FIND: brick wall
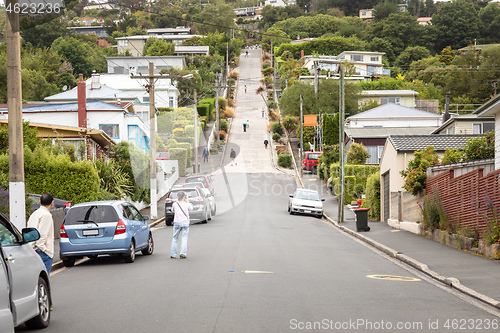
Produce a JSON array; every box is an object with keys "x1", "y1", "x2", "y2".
[{"x1": 426, "y1": 168, "x2": 500, "y2": 234}]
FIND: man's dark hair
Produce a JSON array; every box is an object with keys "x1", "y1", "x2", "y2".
[{"x1": 40, "y1": 193, "x2": 54, "y2": 206}]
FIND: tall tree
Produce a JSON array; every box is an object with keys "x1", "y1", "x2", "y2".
[
  {"x1": 143, "y1": 37, "x2": 175, "y2": 56},
  {"x1": 432, "y1": 0, "x2": 480, "y2": 51},
  {"x1": 373, "y1": 0, "x2": 399, "y2": 21},
  {"x1": 194, "y1": 0, "x2": 237, "y2": 35},
  {"x1": 478, "y1": 3, "x2": 500, "y2": 44}
]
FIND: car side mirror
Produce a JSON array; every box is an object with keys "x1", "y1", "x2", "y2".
[
  {"x1": 321, "y1": 198, "x2": 325, "y2": 201},
  {"x1": 142, "y1": 216, "x2": 149, "y2": 221},
  {"x1": 22, "y1": 228, "x2": 40, "y2": 243},
  {"x1": 289, "y1": 195, "x2": 293, "y2": 198}
]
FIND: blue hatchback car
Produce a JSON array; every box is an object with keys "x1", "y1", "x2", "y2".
[{"x1": 59, "y1": 201, "x2": 154, "y2": 267}]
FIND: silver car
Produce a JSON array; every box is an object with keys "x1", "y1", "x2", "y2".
[
  {"x1": 0, "y1": 213, "x2": 51, "y2": 332},
  {"x1": 288, "y1": 189, "x2": 325, "y2": 218},
  {"x1": 200, "y1": 187, "x2": 216, "y2": 216}
]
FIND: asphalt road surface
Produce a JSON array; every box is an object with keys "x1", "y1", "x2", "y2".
[{"x1": 16, "y1": 172, "x2": 500, "y2": 333}]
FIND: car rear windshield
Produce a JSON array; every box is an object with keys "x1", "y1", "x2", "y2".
[
  {"x1": 64, "y1": 205, "x2": 119, "y2": 225},
  {"x1": 306, "y1": 153, "x2": 321, "y2": 161},
  {"x1": 168, "y1": 189, "x2": 199, "y2": 199},
  {"x1": 186, "y1": 177, "x2": 206, "y2": 184}
]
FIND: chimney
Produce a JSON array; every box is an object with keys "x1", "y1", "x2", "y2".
[
  {"x1": 443, "y1": 91, "x2": 450, "y2": 123},
  {"x1": 301, "y1": 50, "x2": 304, "y2": 58},
  {"x1": 91, "y1": 72, "x2": 101, "y2": 90},
  {"x1": 77, "y1": 74, "x2": 87, "y2": 128}
]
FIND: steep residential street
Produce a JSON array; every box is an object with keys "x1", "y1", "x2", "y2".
[{"x1": 16, "y1": 48, "x2": 500, "y2": 333}]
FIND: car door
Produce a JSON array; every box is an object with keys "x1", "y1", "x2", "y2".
[
  {"x1": 0, "y1": 216, "x2": 41, "y2": 327},
  {"x1": 126, "y1": 204, "x2": 148, "y2": 249},
  {"x1": 0, "y1": 248, "x2": 14, "y2": 333}
]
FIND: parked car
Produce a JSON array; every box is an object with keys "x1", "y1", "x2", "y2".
[
  {"x1": 59, "y1": 201, "x2": 154, "y2": 267},
  {"x1": 0, "y1": 213, "x2": 51, "y2": 332},
  {"x1": 181, "y1": 182, "x2": 205, "y2": 190},
  {"x1": 156, "y1": 149, "x2": 169, "y2": 160},
  {"x1": 288, "y1": 189, "x2": 325, "y2": 218},
  {"x1": 302, "y1": 151, "x2": 323, "y2": 174},
  {"x1": 185, "y1": 174, "x2": 214, "y2": 194},
  {"x1": 200, "y1": 187, "x2": 216, "y2": 216},
  {"x1": 28, "y1": 193, "x2": 74, "y2": 213},
  {"x1": 164, "y1": 187, "x2": 211, "y2": 226}
]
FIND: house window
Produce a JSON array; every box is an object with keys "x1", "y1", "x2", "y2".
[
  {"x1": 380, "y1": 97, "x2": 401, "y2": 105},
  {"x1": 370, "y1": 56, "x2": 379, "y2": 62},
  {"x1": 100, "y1": 124, "x2": 119, "y2": 138},
  {"x1": 169, "y1": 96, "x2": 174, "y2": 108},
  {"x1": 350, "y1": 54, "x2": 363, "y2": 62},
  {"x1": 143, "y1": 96, "x2": 150, "y2": 103},
  {"x1": 113, "y1": 66, "x2": 124, "y2": 74},
  {"x1": 362, "y1": 11, "x2": 368, "y2": 16},
  {"x1": 117, "y1": 39, "x2": 128, "y2": 47},
  {"x1": 446, "y1": 125, "x2": 455, "y2": 134},
  {"x1": 473, "y1": 123, "x2": 495, "y2": 134}
]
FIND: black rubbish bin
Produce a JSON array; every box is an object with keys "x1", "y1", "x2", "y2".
[{"x1": 354, "y1": 208, "x2": 370, "y2": 232}]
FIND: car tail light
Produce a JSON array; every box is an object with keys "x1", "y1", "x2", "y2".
[
  {"x1": 166, "y1": 198, "x2": 173, "y2": 203},
  {"x1": 114, "y1": 219, "x2": 126, "y2": 235},
  {"x1": 193, "y1": 196, "x2": 203, "y2": 201},
  {"x1": 60, "y1": 224, "x2": 68, "y2": 238}
]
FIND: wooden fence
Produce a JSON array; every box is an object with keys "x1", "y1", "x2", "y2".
[{"x1": 426, "y1": 168, "x2": 500, "y2": 234}]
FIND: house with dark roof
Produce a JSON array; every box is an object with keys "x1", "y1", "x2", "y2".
[
  {"x1": 379, "y1": 134, "x2": 480, "y2": 225},
  {"x1": 345, "y1": 103, "x2": 441, "y2": 164},
  {"x1": 431, "y1": 114, "x2": 494, "y2": 135},
  {"x1": 474, "y1": 93, "x2": 500, "y2": 169}
]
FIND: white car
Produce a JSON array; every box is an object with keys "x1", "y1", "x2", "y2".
[
  {"x1": 0, "y1": 213, "x2": 51, "y2": 332},
  {"x1": 200, "y1": 188, "x2": 216, "y2": 216},
  {"x1": 288, "y1": 189, "x2": 325, "y2": 218}
]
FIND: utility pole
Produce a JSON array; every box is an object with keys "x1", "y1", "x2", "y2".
[
  {"x1": 194, "y1": 89, "x2": 199, "y2": 173},
  {"x1": 271, "y1": 40, "x2": 276, "y2": 101},
  {"x1": 130, "y1": 63, "x2": 170, "y2": 220},
  {"x1": 215, "y1": 74, "x2": 220, "y2": 146},
  {"x1": 338, "y1": 64, "x2": 345, "y2": 223},
  {"x1": 300, "y1": 94, "x2": 304, "y2": 177},
  {"x1": 226, "y1": 42, "x2": 229, "y2": 80},
  {"x1": 7, "y1": 1, "x2": 25, "y2": 230}
]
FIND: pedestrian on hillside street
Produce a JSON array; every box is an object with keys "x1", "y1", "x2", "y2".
[
  {"x1": 27, "y1": 193, "x2": 55, "y2": 274},
  {"x1": 243, "y1": 122, "x2": 247, "y2": 132},
  {"x1": 262, "y1": 108, "x2": 265, "y2": 118},
  {"x1": 264, "y1": 139, "x2": 269, "y2": 149},
  {"x1": 171, "y1": 191, "x2": 193, "y2": 259},
  {"x1": 230, "y1": 148, "x2": 237, "y2": 165},
  {"x1": 203, "y1": 147, "x2": 209, "y2": 162},
  {"x1": 244, "y1": 85, "x2": 247, "y2": 93},
  {"x1": 246, "y1": 120, "x2": 250, "y2": 129}
]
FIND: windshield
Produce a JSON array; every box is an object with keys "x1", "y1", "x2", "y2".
[
  {"x1": 295, "y1": 191, "x2": 320, "y2": 201},
  {"x1": 64, "y1": 205, "x2": 119, "y2": 225},
  {"x1": 186, "y1": 177, "x2": 206, "y2": 184},
  {"x1": 168, "y1": 189, "x2": 199, "y2": 199}
]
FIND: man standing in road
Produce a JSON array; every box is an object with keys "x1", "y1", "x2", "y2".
[
  {"x1": 203, "y1": 147, "x2": 209, "y2": 162},
  {"x1": 171, "y1": 191, "x2": 193, "y2": 259},
  {"x1": 27, "y1": 193, "x2": 54, "y2": 274},
  {"x1": 230, "y1": 148, "x2": 237, "y2": 165}
]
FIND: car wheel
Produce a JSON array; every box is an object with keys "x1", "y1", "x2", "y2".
[
  {"x1": 141, "y1": 234, "x2": 154, "y2": 255},
  {"x1": 124, "y1": 241, "x2": 135, "y2": 263},
  {"x1": 208, "y1": 209, "x2": 212, "y2": 221},
  {"x1": 62, "y1": 257, "x2": 75, "y2": 267},
  {"x1": 25, "y1": 277, "x2": 50, "y2": 329},
  {"x1": 312, "y1": 166, "x2": 317, "y2": 174}
]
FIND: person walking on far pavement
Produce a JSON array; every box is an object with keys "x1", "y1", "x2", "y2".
[
  {"x1": 244, "y1": 85, "x2": 247, "y2": 93},
  {"x1": 171, "y1": 191, "x2": 193, "y2": 259},
  {"x1": 230, "y1": 148, "x2": 237, "y2": 165},
  {"x1": 262, "y1": 108, "x2": 265, "y2": 118},
  {"x1": 243, "y1": 122, "x2": 247, "y2": 132},
  {"x1": 264, "y1": 139, "x2": 269, "y2": 149},
  {"x1": 203, "y1": 147, "x2": 209, "y2": 162},
  {"x1": 27, "y1": 193, "x2": 55, "y2": 274},
  {"x1": 246, "y1": 120, "x2": 250, "y2": 129},
  {"x1": 245, "y1": 50, "x2": 248, "y2": 57}
]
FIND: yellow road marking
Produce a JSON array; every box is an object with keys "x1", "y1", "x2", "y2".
[{"x1": 367, "y1": 274, "x2": 421, "y2": 282}]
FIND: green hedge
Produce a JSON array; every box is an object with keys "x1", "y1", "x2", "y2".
[
  {"x1": 330, "y1": 164, "x2": 379, "y2": 205},
  {"x1": 278, "y1": 154, "x2": 292, "y2": 168},
  {"x1": 0, "y1": 149, "x2": 99, "y2": 204},
  {"x1": 365, "y1": 171, "x2": 381, "y2": 221},
  {"x1": 168, "y1": 148, "x2": 188, "y2": 177},
  {"x1": 197, "y1": 104, "x2": 211, "y2": 120},
  {"x1": 166, "y1": 139, "x2": 192, "y2": 170}
]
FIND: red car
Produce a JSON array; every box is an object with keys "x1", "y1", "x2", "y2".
[
  {"x1": 156, "y1": 149, "x2": 169, "y2": 160},
  {"x1": 302, "y1": 151, "x2": 322, "y2": 174},
  {"x1": 185, "y1": 174, "x2": 214, "y2": 194}
]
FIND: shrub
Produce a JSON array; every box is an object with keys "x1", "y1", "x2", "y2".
[
  {"x1": 272, "y1": 133, "x2": 281, "y2": 141},
  {"x1": 168, "y1": 148, "x2": 188, "y2": 177},
  {"x1": 268, "y1": 101, "x2": 278, "y2": 110},
  {"x1": 229, "y1": 70, "x2": 239, "y2": 80},
  {"x1": 421, "y1": 193, "x2": 441, "y2": 232},
  {"x1": 172, "y1": 121, "x2": 186, "y2": 130},
  {"x1": 462, "y1": 131, "x2": 495, "y2": 161},
  {"x1": 365, "y1": 171, "x2": 380, "y2": 221},
  {"x1": 262, "y1": 62, "x2": 270, "y2": 69},
  {"x1": 400, "y1": 146, "x2": 440, "y2": 195},
  {"x1": 173, "y1": 128, "x2": 185, "y2": 137},
  {"x1": 197, "y1": 103, "x2": 211, "y2": 119},
  {"x1": 271, "y1": 122, "x2": 284, "y2": 135},
  {"x1": 218, "y1": 130, "x2": 227, "y2": 141},
  {"x1": 318, "y1": 145, "x2": 339, "y2": 180},
  {"x1": 332, "y1": 176, "x2": 368, "y2": 204},
  {"x1": 330, "y1": 164, "x2": 380, "y2": 204},
  {"x1": 93, "y1": 158, "x2": 133, "y2": 200},
  {"x1": 442, "y1": 148, "x2": 463, "y2": 164},
  {"x1": 347, "y1": 142, "x2": 370, "y2": 165},
  {"x1": 278, "y1": 153, "x2": 292, "y2": 168},
  {"x1": 224, "y1": 107, "x2": 235, "y2": 118},
  {"x1": 219, "y1": 119, "x2": 228, "y2": 132}
]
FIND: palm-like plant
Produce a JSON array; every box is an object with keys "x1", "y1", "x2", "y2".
[{"x1": 93, "y1": 158, "x2": 134, "y2": 200}]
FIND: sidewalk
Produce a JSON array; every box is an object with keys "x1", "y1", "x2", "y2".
[{"x1": 298, "y1": 168, "x2": 500, "y2": 310}]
